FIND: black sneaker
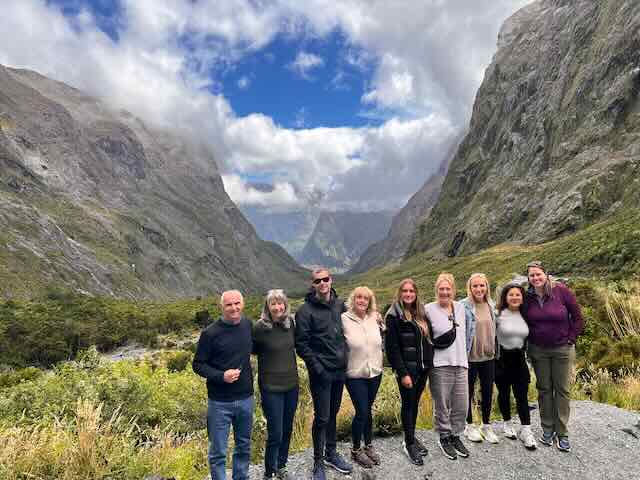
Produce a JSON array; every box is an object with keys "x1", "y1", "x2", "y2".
[
  {"x1": 414, "y1": 437, "x2": 429, "y2": 457},
  {"x1": 438, "y1": 436, "x2": 457, "y2": 460},
  {"x1": 324, "y1": 451, "x2": 353, "y2": 474},
  {"x1": 450, "y1": 436, "x2": 470, "y2": 458},
  {"x1": 402, "y1": 441, "x2": 424, "y2": 466}
]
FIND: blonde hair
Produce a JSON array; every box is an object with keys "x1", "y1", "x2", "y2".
[
  {"x1": 466, "y1": 273, "x2": 491, "y2": 303},
  {"x1": 434, "y1": 272, "x2": 456, "y2": 300},
  {"x1": 346, "y1": 286, "x2": 378, "y2": 316},
  {"x1": 393, "y1": 278, "x2": 430, "y2": 339}
]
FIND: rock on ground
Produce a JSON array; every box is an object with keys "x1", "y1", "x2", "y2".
[{"x1": 237, "y1": 401, "x2": 639, "y2": 480}]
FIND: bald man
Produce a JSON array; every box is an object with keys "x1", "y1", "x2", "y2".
[{"x1": 193, "y1": 290, "x2": 254, "y2": 480}]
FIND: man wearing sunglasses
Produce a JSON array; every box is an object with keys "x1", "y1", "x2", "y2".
[{"x1": 295, "y1": 268, "x2": 352, "y2": 480}]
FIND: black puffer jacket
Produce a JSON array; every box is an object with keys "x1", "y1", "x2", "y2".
[
  {"x1": 385, "y1": 302, "x2": 433, "y2": 378},
  {"x1": 295, "y1": 288, "x2": 347, "y2": 376}
]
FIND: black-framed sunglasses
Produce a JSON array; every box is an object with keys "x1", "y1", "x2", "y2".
[
  {"x1": 526, "y1": 260, "x2": 544, "y2": 269},
  {"x1": 312, "y1": 276, "x2": 331, "y2": 285}
]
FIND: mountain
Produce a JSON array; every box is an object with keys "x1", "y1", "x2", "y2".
[
  {"x1": 240, "y1": 207, "x2": 318, "y2": 260},
  {"x1": 350, "y1": 133, "x2": 464, "y2": 274},
  {"x1": 299, "y1": 210, "x2": 394, "y2": 273},
  {"x1": 0, "y1": 65, "x2": 307, "y2": 299},
  {"x1": 409, "y1": 0, "x2": 640, "y2": 257}
]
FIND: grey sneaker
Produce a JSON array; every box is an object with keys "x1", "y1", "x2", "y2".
[{"x1": 519, "y1": 425, "x2": 537, "y2": 450}]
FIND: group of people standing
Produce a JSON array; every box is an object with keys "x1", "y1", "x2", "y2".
[{"x1": 193, "y1": 260, "x2": 584, "y2": 480}]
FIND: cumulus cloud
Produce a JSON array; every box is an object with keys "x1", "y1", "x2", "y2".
[
  {"x1": 288, "y1": 51, "x2": 324, "y2": 79},
  {"x1": 0, "y1": 0, "x2": 533, "y2": 212},
  {"x1": 222, "y1": 175, "x2": 299, "y2": 207}
]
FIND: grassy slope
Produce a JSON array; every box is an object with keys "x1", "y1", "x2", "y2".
[{"x1": 340, "y1": 208, "x2": 640, "y2": 303}]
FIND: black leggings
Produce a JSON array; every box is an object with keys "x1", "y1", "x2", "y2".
[
  {"x1": 397, "y1": 372, "x2": 428, "y2": 446},
  {"x1": 495, "y1": 348, "x2": 531, "y2": 425},
  {"x1": 345, "y1": 375, "x2": 382, "y2": 449},
  {"x1": 467, "y1": 360, "x2": 495, "y2": 424}
]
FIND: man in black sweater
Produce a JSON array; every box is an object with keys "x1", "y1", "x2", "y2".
[
  {"x1": 193, "y1": 290, "x2": 253, "y2": 480},
  {"x1": 295, "y1": 268, "x2": 353, "y2": 480}
]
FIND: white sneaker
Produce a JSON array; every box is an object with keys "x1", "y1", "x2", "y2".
[
  {"x1": 464, "y1": 424, "x2": 483, "y2": 442},
  {"x1": 481, "y1": 424, "x2": 500, "y2": 444},
  {"x1": 519, "y1": 425, "x2": 537, "y2": 450},
  {"x1": 503, "y1": 420, "x2": 517, "y2": 439}
]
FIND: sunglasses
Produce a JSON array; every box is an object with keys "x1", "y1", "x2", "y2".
[{"x1": 312, "y1": 276, "x2": 331, "y2": 285}]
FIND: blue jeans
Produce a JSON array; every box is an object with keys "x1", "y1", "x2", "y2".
[
  {"x1": 260, "y1": 386, "x2": 299, "y2": 476},
  {"x1": 207, "y1": 396, "x2": 254, "y2": 480}
]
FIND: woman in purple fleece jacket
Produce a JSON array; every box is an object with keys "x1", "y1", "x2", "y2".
[{"x1": 523, "y1": 261, "x2": 584, "y2": 453}]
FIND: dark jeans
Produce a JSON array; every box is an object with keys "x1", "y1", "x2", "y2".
[
  {"x1": 261, "y1": 386, "x2": 299, "y2": 476},
  {"x1": 207, "y1": 396, "x2": 254, "y2": 480},
  {"x1": 345, "y1": 375, "x2": 382, "y2": 449},
  {"x1": 396, "y1": 372, "x2": 428, "y2": 446},
  {"x1": 467, "y1": 360, "x2": 495, "y2": 424},
  {"x1": 495, "y1": 348, "x2": 531, "y2": 425},
  {"x1": 309, "y1": 370, "x2": 345, "y2": 462}
]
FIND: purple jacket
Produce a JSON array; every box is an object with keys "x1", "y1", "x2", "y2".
[{"x1": 523, "y1": 283, "x2": 584, "y2": 348}]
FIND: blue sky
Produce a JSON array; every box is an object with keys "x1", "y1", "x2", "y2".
[
  {"x1": 219, "y1": 32, "x2": 379, "y2": 129},
  {"x1": 3, "y1": 0, "x2": 532, "y2": 211}
]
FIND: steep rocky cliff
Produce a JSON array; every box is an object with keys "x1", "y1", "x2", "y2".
[
  {"x1": 299, "y1": 210, "x2": 394, "y2": 273},
  {"x1": 0, "y1": 66, "x2": 306, "y2": 299},
  {"x1": 350, "y1": 134, "x2": 463, "y2": 273},
  {"x1": 409, "y1": 0, "x2": 640, "y2": 257}
]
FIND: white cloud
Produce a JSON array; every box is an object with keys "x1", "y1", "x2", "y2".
[
  {"x1": 0, "y1": 0, "x2": 533, "y2": 213},
  {"x1": 222, "y1": 175, "x2": 299, "y2": 207},
  {"x1": 237, "y1": 75, "x2": 251, "y2": 89},
  {"x1": 288, "y1": 51, "x2": 324, "y2": 79}
]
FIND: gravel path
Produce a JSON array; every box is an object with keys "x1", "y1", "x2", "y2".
[{"x1": 243, "y1": 400, "x2": 640, "y2": 480}]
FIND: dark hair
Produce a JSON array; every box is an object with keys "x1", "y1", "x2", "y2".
[
  {"x1": 498, "y1": 283, "x2": 526, "y2": 314},
  {"x1": 393, "y1": 278, "x2": 430, "y2": 339}
]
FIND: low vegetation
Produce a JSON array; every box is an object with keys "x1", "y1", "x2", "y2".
[{"x1": 1, "y1": 209, "x2": 639, "y2": 478}]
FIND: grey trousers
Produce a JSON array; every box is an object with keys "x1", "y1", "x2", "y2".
[
  {"x1": 429, "y1": 366, "x2": 469, "y2": 438},
  {"x1": 527, "y1": 343, "x2": 575, "y2": 437}
]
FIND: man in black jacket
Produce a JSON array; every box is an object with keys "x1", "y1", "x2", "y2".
[
  {"x1": 193, "y1": 290, "x2": 253, "y2": 480},
  {"x1": 295, "y1": 268, "x2": 353, "y2": 480}
]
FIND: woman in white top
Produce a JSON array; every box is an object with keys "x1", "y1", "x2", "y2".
[
  {"x1": 495, "y1": 282, "x2": 536, "y2": 449},
  {"x1": 426, "y1": 273, "x2": 475, "y2": 461},
  {"x1": 342, "y1": 286, "x2": 384, "y2": 469}
]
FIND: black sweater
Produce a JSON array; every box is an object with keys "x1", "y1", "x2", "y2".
[
  {"x1": 295, "y1": 288, "x2": 347, "y2": 376},
  {"x1": 385, "y1": 303, "x2": 433, "y2": 378},
  {"x1": 192, "y1": 316, "x2": 253, "y2": 401},
  {"x1": 253, "y1": 321, "x2": 299, "y2": 392}
]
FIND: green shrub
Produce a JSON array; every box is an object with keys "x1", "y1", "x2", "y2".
[{"x1": 166, "y1": 351, "x2": 192, "y2": 373}]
